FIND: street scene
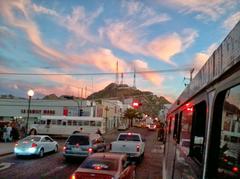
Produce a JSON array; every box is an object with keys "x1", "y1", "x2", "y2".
[
  {"x1": 0, "y1": 0, "x2": 240, "y2": 179},
  {"x1": 0, "y1": 127, "x2": 163, "y2": 179}
]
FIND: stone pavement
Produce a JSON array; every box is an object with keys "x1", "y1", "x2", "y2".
[{"x1": 0, "y1": 142, "x2": 15, "y2": 157}]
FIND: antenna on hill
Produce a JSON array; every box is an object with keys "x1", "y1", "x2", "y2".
[
  {"x1": 121, "y1": 73, "x2": 123, "y2": 85},
  {"x1": 116, "y1": 60, "x2": 119, "y2": 84},
  {"x1": 133, "y1": 66, "x2": 136, "y2": 88}
]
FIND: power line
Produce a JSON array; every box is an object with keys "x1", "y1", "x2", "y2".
[{"x1": 0, "y1": 68, "x2": 192, "y2": 76}]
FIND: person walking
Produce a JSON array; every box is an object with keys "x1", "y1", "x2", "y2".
[
  {"x1": 6, "y1": 124, "x2": 12, "y2": 142},
  {"x1": 96, "y1": 128, "x2": 102, "y2": 136},
  {"x1": 3, "y1": 125, "x2": 8, "y2": 142}
]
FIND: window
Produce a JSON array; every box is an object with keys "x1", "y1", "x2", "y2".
[
  {"x1": 173, "y1": 113, "x2": 179, "y2": 139},
  {"x1": 96, "y1": 121, "x2": 101, "y2": 127},
  {"x1": 51, "y1": 120, "x2": 56, "y2": 125},
  {"x1": 90, "y1": 121, "x2": 96, "y2": 126},
  {"x1": 84, "y1": 121, "x2": 89, "y2": 126},
  {"x1": 57, "y1": 120, "x2": 62, "y2": 125},
  {"x1": 40, "y1": 120, "x2": 46, "y2": 124},
  {"x1": 179, "y1": 108, "x2": 193, "y2": 155},
  {"x1": 78, "y1": 121, "x2": 83, "y2": 126},
  {"x1": 72, "y1": 120, "x2": 77, "y2": 126},
  {"x1": 67, "y1": 120, "x2": 72, "y2": 126},
  {"x1": 216, "y1": 85, "x2": 240, "y2": 178},
  {"x1": 189, "y1": 101, "x2": 206, "y2": 164},
  {"x1": 67, "y1": 135, "x2": 89, "y2": 145}
]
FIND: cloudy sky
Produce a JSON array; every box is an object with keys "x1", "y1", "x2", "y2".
[{"x1": 0, "y1": 0, "x2": 239, "y2": 102}]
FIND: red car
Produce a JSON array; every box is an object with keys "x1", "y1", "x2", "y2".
[{"x1": 70, "y1": 152, "x2": 136, "y2": 179}]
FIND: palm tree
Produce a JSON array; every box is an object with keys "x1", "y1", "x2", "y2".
[{"x1": 123, "y1": 108, "x2": 142, "y2": 127}]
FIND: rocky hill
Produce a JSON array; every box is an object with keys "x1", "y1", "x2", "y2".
[{"x1": 87, "y1": 83, "x2": 171, "y2": 116}]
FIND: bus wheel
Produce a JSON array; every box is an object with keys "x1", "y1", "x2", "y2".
[{"x1": 30, "y1": 129, "x2": 37, "y2": 135}]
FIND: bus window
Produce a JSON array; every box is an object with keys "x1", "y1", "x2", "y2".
[
  {"x1": 67, "y1": 120, "x2": 72, "y2": 126},
  {"x1": 190, "y1": 101, "x2": 206, "y2": 164},
  {"x1": 78, "y1": 121, "x2": 83, "y2": 126},
  {"x1": 63, "y1": 121, "x2": 66, "y2": 126},
  {"x1": 216, "y1": 85, "x2": 240, "y2": 178},
  {"x1": 84, "y1": 121, "x2": 89, "y2": 126},
  {"x1": 96, "y1": 121, "x2": 101, "y2": 127},
  {"x1": 90, "y1": 121, "x2": 95, "y2": 126},
  {"x1": 57, "y1": 120, "x2": 62, "y2": 125},
  {"x1": 173, "y1": 113, "x2": 179, "y2": 139},
  {"x1": 180, "y1": 108, "x2": 193, "y2": 155},
  {"x1": 52, "y1": 120, "x2": 56, "y2": 125},
  {"x1": 73, "y1": 120, "x2": 77, "y2": 126},
  {"x1": 40, "y1": 120, "x2": 46, "y2": 125}
]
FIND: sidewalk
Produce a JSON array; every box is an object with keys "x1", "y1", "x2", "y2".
[{"x1": 0, "y1": 142, "x2": 15, "y2": 157}]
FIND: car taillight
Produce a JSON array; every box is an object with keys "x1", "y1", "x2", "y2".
[
  {"x1": 63, "y1": 146, "x2": 66, "y2": 151},
  {"x1": 15, "y1": 142, "x2": 18, "y2": 146},
  {"x1": 88, "y1": 148, "x2": 93, "y2": 153},
  {"x1": 232, "y1": 166, "x2": 239, "y2": 173},
  {"x1": 71, "y1": 174, "x2": 76, "y2": 179},
  {"x1": 136, "y1": 145, "x2": 140, "y2": 152},
  {"x1": 32, "y1": 143, "x2": 37, "y2": 148}
]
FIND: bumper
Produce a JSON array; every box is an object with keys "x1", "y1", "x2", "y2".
[
  {"x1": 63, "y1": 151, "x2": 89, "y2": 158},
  {"x1": 14, "y1": 147, "x2": 39, "y2": 156}
]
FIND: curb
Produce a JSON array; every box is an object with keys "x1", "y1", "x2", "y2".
[{"x1": 0, "y1": 152, "x2": 13, "y2": 157}]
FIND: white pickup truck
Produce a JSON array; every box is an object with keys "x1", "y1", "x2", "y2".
[{"x1": 110, "y1": 132, "x2": 145, "y2": 161}]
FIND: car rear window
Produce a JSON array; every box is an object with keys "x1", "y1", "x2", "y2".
[
  {"x1": 66, "y1": 135, "x2": 89, "y2": 145},
  {"x1": 118, "y1": 134, "x2": 140, "y2": 141},
  {"x1": 23, "y1": 136, "x2": 41, "y2": 142},
  {"x1": 81, "y1": 158, "x2": 118, "y2": 171}
]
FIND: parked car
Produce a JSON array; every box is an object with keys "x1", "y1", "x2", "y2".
[
  {"x1": 70, "y1": 152, "x2": 136, "y2": 179},
  {"x1": 148, "y1": 124, "x2": 156, "y2": 130},
  {"x1": 14, "y1": 135, "x2": 58, "y2": 158},
  {"x1": 63, "y1": 133, "x2": 106, "y2": 160},
  {"x1": 110, "y1": 132, "x2": 145, "y2": 162},
  {"x1": 118, "y1": 124, "x2": 128, "y2": 131}
]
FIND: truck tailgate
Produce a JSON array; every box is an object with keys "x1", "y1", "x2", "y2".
[{"x1": 111, "y1": 141, "x2": 140, "y2": 154}]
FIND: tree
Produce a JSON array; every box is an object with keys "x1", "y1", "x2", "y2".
[{"x1": 123, "y1": 108, "x2": 142, "y2": 127}]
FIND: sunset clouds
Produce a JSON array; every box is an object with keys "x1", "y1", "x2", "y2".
[{"x1": 0, "y1": 0, "x2": 239, "y2": 100}]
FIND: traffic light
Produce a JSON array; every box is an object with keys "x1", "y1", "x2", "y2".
[{"x1": 132, "y1": 100, "x2": 142, "y2": 109}]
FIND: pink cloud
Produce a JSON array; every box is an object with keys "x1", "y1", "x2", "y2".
[
  {"x1": 132, "y1": 60, "x2": 164, "y2": 85},
  {"x1": 0, "y1": 0, "x2": 67, "y2": 64},
  {"x1": 70, "y1": 48, "x2": 129, "y2": 73},
  {"x1": 104, "y1": 22, "x2": 197, "y2": 64}
]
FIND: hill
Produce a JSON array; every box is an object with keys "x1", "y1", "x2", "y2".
[{"x1": 87, "y1": 83, "x2": 171, "y2": 116}]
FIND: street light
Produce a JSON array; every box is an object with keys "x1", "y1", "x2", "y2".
[
  {"x1": 26, "y1": 89, "x2": 34, "y2": 136},
  {"x1": 105, "y1": 106, "x2": 109, "y2": 133}
]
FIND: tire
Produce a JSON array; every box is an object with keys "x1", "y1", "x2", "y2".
[
  {"x1": 39, "y1": 148, "x2": 44, "y2": 158},
  {"x1": 54, "y1": 145, "x2": 58, "y2": 153}
]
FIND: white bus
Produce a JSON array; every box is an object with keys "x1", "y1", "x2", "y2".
[{"x1": 28, "y1": 115, "x2": 105, "y2": 136}]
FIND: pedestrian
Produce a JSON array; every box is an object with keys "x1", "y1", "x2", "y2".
[
  {"x1": 6, "y1": 124, "x2": 12, "y2": 142},
  {"x1": 96, "y1": 128, "x2": 102, "y2": 136},
  {"x1": 20, "y1": 124, "x2": 26, "y2": 139},
  {"x1": 157, "y1": 123, "x2": 165, "y2": 142},
  {"x1": 79, "y1": 127, "x2": 83, "y2": 133},
  {"x1": 3, "y1": 125, "x2": 7, "y2": 142}
]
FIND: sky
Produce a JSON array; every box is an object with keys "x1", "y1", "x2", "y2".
[{"x1": 0, "y1": 0, "x2": 239, "y2": 102}]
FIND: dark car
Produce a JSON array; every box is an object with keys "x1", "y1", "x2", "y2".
[{"x1": 63, "y1": 133, "x2": 106, "y2": 160}]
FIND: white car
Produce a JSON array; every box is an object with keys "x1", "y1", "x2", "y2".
[
  {"x1": 110, "y1": 133, "x2": 145, "y2": 162},
  {"x1": 14, "y1": 135, "x2": 58, "y2": 158},
  {"x1": 118, "y1": 124, "x2": 128, "y2": 131}
]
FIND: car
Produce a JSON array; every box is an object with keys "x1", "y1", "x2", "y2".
[
  {"x1": 148, "y1": 124, "x2": 156, "y2": 130},
  {"x1": 63, "y1": 133, "x2": 106, "y2": 160},
  {"x1": 70, "y1": 152, "x2": 136, "y2": 179},
  {"x1": 14, "y1": 135, "x2": 58, "y2": 158},
  {"x1": 110, "y1": 133, "x2": 145, "y2": 162},
  {"x1": 118, "y1": 124, "x2": 128, "y2": 131}
]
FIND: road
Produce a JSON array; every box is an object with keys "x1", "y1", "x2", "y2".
[{"x1": 0, "y1": 127, "x2": 163, "y2": 179}]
